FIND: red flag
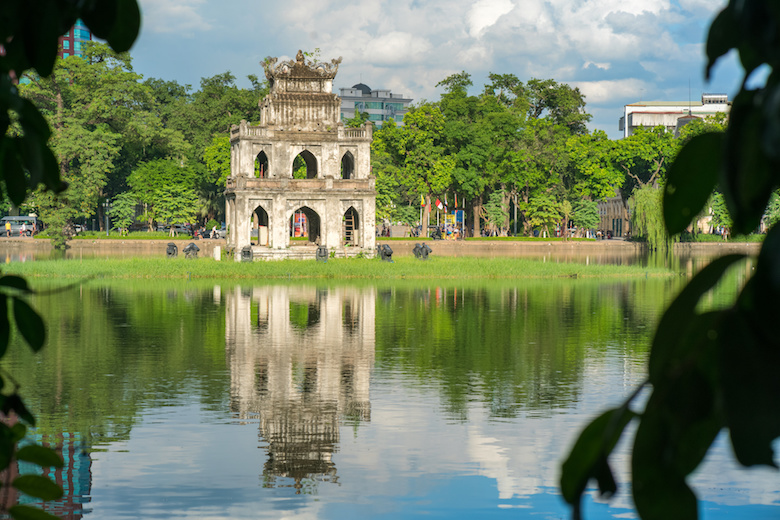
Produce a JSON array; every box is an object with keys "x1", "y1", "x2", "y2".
[
  {"x1": 455, "y1": 192, "x2": 458, "y2": 208},
  {"x1": 435, "y1": 198, "x2": 444, "y2": 210}
]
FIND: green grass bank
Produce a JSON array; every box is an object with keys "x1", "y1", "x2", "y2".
[{"x1": 2, "y1": 256, "x2": 672, "y2": 281}]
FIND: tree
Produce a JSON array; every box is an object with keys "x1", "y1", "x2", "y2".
[
  {"x1": 127, "y1": 159, "x2": 199, "y2": 231},
  {"x1": 561, "y1": 2, "x2": 780, "y2": 519},
  {"x1": 108, "y1": 191, "x2": 139, "y2": 234},
  {"x1": 19, "y1": 43, "x2": 188, "y2": 245},
  {"x1": 0, "y1": 1, "x2": 141, "y2": 517},
  {"x1": 398, "y1": 104, "x2": 454, "y2": 236},
  {"x1": 571, "y1": 200, "x2": 599, "y2": 236}
]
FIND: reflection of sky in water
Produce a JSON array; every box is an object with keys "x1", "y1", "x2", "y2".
[
  {"x1": 87, "y1": 365, "x2": 778, "y2": 519},
  {"x1": 20, "y1": 282, "x2": 779, "y2": 519}
]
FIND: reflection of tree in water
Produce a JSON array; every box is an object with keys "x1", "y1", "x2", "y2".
[
  {"x1": 375, "y1": 281, "x2": 677, "y2": 420},
  {"x1": 226, "y1": 286, "x2": 375, "y2": 493}
]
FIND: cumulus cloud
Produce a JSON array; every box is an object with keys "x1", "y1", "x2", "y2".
[
  {"x1": 138, "y1": 0, "x2": 211, "y2": 34},
  {"x1": 468, "y1": 0, "x2": 514, "y2": 38},
  {"x1": 572, "y1": 78, "x2": 647, "y2": 104},
  {"x1": 127, "y1": 0, "x2": 741, "y2": 138}
]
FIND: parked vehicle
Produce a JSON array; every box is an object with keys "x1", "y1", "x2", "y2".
[{"x1": 1, "y1": 216, "x2": 39, "y2": 237}]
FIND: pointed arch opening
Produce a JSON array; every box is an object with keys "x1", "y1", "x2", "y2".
[
  {"x1": 251, "y1": 205, "x2": 270, "y2": 246},
  {"x1": 292, "y1": 150, "x2": 318, "y2": 179},
  {"x1": 255, "y1": 151, "x2": 269, "y2": 178},
  {"x1": 341, "y1": 151, "x2": 355, "y2": 179},
  {"x1": 343, "y1": 207, "x2": 360, "y2": 246},
  {"x1": 289, "y1": 206, "x2": 321, "y2": 245}
]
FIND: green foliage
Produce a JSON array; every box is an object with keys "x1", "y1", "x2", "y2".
[
  {"x1": 631, "y1": 184, "x2": 677, "y2": 251},
  {"x1": 127, "y1": 159, "x2": 199, "y2": 229},
  {"x1": 562, "y1": 2, "x2": 780, "y2": 518},
  {"x1": 524, "y1": 192, "x2": 560, "y2": 236},
  {"x1": 481, "y1": 190, "x2": 509, "y2": 233},
  {"x1": 572, "y1": 200, "x2": 599, "y2": 232},
  {"x1": 108, "y1": 191, "x2": 139, "y2": 233},
  {"x1": 203, "y1": 135, "x2": 231, "y2": 187}
]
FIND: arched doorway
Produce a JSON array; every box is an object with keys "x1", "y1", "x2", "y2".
[
  {"x1": 341, "y1": 152, "x2": 354, "y2": 179},
  {"x1": 289, "y1": 206, "x2": 321, "y2": 245},
  {"x1": 292, "y1": 150, "x2": 318, "y2": 179},
  {"x1": 255, "y1": 151, "x2": 269, "y2": 178},
  {"x1": 252, "y1": 205, "x2": 270, "y2": 246},
  {"x1": 343, "y1": 207, "x2": 359, "y2": 246}
]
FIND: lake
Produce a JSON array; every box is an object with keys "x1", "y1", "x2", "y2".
[{"x1": 2, "y1": 273, "x2": 778, "y2": 519}]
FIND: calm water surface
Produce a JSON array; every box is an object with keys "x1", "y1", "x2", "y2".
[{"x1": 3, "y1": 276, "x2": 778, "y2": 519}]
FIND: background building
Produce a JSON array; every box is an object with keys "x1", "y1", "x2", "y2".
[
  {"x1": 619, "y1": 93, "x2": 730, "y2": 137},
  {"x1": 339, "y1": 83, "x2": 412, "y2": 126},
  {"x1": 58, "y1": 20, "x2": 92, "y2": 59}
]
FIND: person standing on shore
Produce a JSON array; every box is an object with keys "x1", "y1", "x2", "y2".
[{"x1": 4, "y1": 221, "x2": 9, "y2": 237}]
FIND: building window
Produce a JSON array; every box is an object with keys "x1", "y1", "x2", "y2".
[
  {"x1": 62, "y1": 40, "x2": 70, "y2": 50},
  {"x1": 63, "y1": 52, "x2": 69, "y2": 58},
  {"x1": 365, "y1": 102, "x2": 382, "y2": 109}
]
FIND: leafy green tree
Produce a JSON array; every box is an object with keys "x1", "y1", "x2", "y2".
[
  {"x1": 709, "y1": 191, "x2": 733, "y2": 234},
  {"x1": 108, "y1": 191, "x2": 139, "y2": 234},
  {"x1": 562, "y1": 2, "x2": 780, "y2": 519},
  {"x1": 127, "y1": 159, "x2": 199, "y2": 231},
  {"x1": 398, "y1": 104, "x2": 454, "y2": 235},
  {"x1": 19, "y1": 43, "x2": 188, "y2": 244},
  {"x1": 630, "y1": 184, "x2": 676, "y2": 250},
  {"x1": 524, "y1": 192, "x2": 560, "y2": 237},
  {"x1": 0, "y1": 0, "x2": 141, "y2": 517},
  {"x1": 764, "y1": 190, "x2": 780, "y2": 229},
  {"x1": 523, "y1": 78, "x2": 591, "y2": 134},
  {"x1": 571, "y1": 200, "x2": 599, "y2": 236}
]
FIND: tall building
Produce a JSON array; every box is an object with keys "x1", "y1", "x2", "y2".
[
  {"x1": 339, "y1": 84, "x2": 412, "y2": 126},
  {"x1": 58, "y1": 20, "x2": 92, "y2": 59},
  {"x1": 619, "y1": 93, "x2": 730, "y2": 138}
]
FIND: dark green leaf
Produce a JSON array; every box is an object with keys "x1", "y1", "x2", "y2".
[
  {"x1": 12, "y1": 298, "x2": 45, "y2": 352},
  {"x1": 560, "y1": 407, "x2": 636, "y2": 504},
  {"x1": 1, "y1": 141, "x2": 28, "y2": 207},
  {"x1": 650, "y1": 254, "x2": 744, "y2": 382},
  {"x1": 719, "y1": 310, "x2": 780, "y2": 467},
  {"x1": 16, "y1": 445, "x2": 64, "y2": 469},
  {"x1": 8, "y1": 505, "x2": 61, "y2": 520},
  {"x1": 722, "y1": 89, "x2": 776, "y2": 234},
  {"x1": 706, "y1": 5, "x2": 738, "y2": 80},
  {"x1": 3, "y1": 395, "x2": 35, "y2": 427},
  {"x1": 12, "y1": 475, "x2": 63, "y2": 501},
  {"x1": 632, "y1": 395, "x2": 699, "y2": 520},
  {"x1": 0, "y1": 297, "x2": 9, "y2": 359},
  {"x1": 0, "y1": 424, "x2": 16, "y2": 471},
  {"x1": 106, "y1": 0, "x2": 142, "y2": 53},
  {"x1": 664, "y1": 132, "x2": 723, "y2": 235},
  {"x1": 0, "y1": 276, "x2": 31, "y2": 293}
]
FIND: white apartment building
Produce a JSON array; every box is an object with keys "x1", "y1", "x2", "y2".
[
  {"x1": 619, "y1": 93, "x2": 730, "y2": 138},
  {"x1": 339, "y1": 83, "x2": 413, "y2": 126}
]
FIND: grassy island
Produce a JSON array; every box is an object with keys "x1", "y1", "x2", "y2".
[{"x1": 2, "y1": 256, "x2": 672, "y2": 281}]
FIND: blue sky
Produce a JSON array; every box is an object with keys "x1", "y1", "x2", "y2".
[{"x1": 127, "y1": 0, "x2": 742, "y2": 139}]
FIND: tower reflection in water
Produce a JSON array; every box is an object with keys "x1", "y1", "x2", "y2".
[{"x1": 225, "y1": 286, "x2": 375, "y2": 493}]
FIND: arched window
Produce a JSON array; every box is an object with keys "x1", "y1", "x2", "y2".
[
  {"x1": 343, "y1": 207, "x2": 359, "y2": 246},
  {"x1": 292, "y1": 150, "x2": 317, "y2": 179},
  {"x1": 341, "y1": 151, "x2": 355, "y2": 179},
  {"x1": 289, "y1": 206, "x2": 321, "y2": 244},
  {"x1": 255, "y1": 151, "x2": 269, "y2": 178}
]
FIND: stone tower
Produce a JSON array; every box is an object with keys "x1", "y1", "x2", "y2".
[{"x1": 225, "y1": 51, "x2": 376, "y2": 260}]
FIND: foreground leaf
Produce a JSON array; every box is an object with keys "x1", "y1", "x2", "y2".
[
  {"x1": 664, "y1": 132, "x2": 723, "y2": 235},
  {"x1": 16, "y1": 445, "x2": 64, "y2": 469},
  {"x1": 12, "y1": 475, "x2": 63, "y2": 500},
  {"x1": 12, "y1": 298, "x2": 45, "y2": 352},
  {"x1": 8, "y1": 505, "x2": 61, "y2": 520},
  {"x1": 560, "y1": 407, "x2": 636, "y2": 506}
]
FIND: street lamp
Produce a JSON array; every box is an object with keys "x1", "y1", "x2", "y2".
[{"x1": 103, "y1": 200, "x2": 111, "y2": 237}]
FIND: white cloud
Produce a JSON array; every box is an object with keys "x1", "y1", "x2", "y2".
[
  {"x1": 468, "y1": 0, "x2": 514, "y2": 38},
  {"x1": 572, "y1": 78, "x2": 647, "y2": 104},
  {"x1": 138, "y1": 0, "x2": 211, "y2": 35}
]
